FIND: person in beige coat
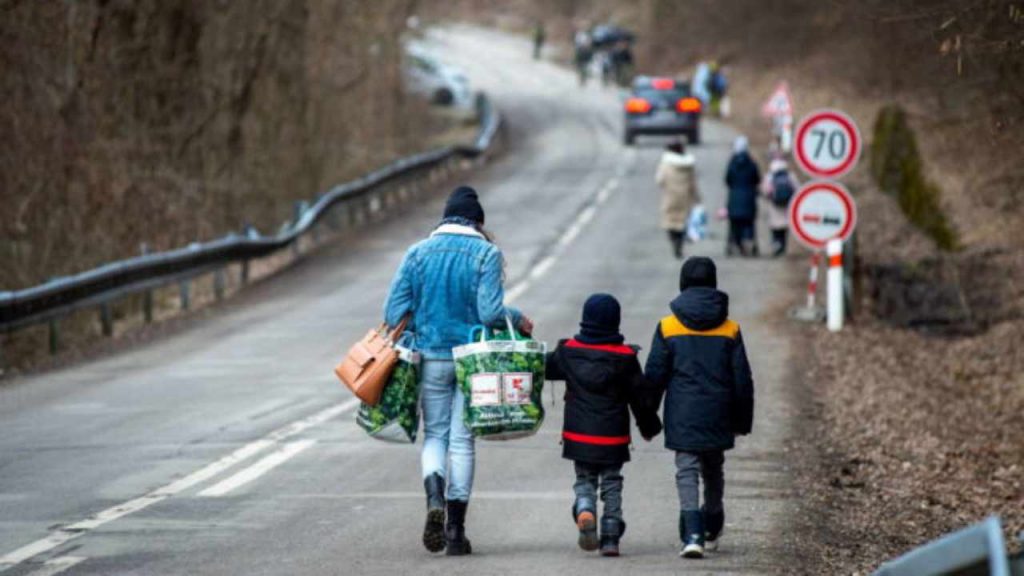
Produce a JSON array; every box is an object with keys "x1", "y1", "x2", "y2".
[{"x1": 656, "y1": 141, "x2": 700, "y2": 259}]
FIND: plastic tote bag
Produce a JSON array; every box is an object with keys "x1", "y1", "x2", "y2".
[
  {"x1": 355, "y1": 345, "x2": 421, "y2": 443},
  {"x1": 453, "y1": 319, "x2": 547, "y2": 440}
]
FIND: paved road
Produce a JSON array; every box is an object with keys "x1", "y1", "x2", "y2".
[{"x1": 0, "y1": 27, "x2": 798, "y2": 575}]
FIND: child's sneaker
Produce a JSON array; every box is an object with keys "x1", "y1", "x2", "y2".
[
  {"x1": 679, "y1": 510, "x2": 705, "y2": 559},
  {"x1": 599, "y1": 518, "x2": 625, "y2": 557},
  {"x1": 573, "y1": 501, "x2": 599, "y2": 551}
]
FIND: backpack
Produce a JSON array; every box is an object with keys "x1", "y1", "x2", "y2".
[{"x1": 771, "y1": 171, "x2": 795, "y2": 207}]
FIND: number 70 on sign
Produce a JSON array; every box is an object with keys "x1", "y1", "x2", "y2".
[{"x1": 794, "y1": 109, "x2": 861, "y2": 180}]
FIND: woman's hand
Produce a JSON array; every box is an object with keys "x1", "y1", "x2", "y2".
[{"x1": 518, "y1": 315, "x2": 535, "y2": 337}]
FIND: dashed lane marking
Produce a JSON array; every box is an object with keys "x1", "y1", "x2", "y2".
[
  {"x1": 505, "y1": 157, "x2": 632, "y2": 304},
  {"x1": 198, "y1": 440, "x2": 317, "y2": 497},
  {"x1": 0, "y1": 399, "x2": 359, "y2": 572}
]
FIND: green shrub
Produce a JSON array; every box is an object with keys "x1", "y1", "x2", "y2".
[{"x1": 870, "y1": 105, "x2": 958, "y2": 250}]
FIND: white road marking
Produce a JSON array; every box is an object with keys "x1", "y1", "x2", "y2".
[
  {"x1": 506, "y1": 175, "x2": 622, "y2": 304},
  {"x1": 281, "y1": 490, "x2": 569, "y2": 501},
  {"x1": 20, "y1": 556, "x2": 87, "y2": 576},
  {"x1": 198, "y1": 440, "x2": 317, "y2": 497},
  {"x1": 0, "y1": 399, "x2": 359, "y2": 571}
]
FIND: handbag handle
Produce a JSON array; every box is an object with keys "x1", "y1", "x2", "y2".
[{"x1": 383, "y1": 315, "x2": 410, "y2": 345}]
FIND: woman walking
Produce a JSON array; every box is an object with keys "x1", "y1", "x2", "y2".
[
  {"x1": 656, "y1": 140, "x2": 700, "y2": 259},
  {"x1": 760, "y1": 157, "x2": 799, "y2": 257},
  {"x1": 724, "y1": 136, "x2": 762, "y2": 257},
  {"x1": 384, "y1": 186, "x2": 533, "y2": 556}
]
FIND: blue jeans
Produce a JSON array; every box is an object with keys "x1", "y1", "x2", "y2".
[{"x1": 420, "y1": 359, "x2": 475, "y2": 501}]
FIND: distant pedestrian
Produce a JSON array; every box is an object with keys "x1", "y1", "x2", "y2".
[
  {"x1": 533, "y1": 21, "x2": 546, "y2": 60},
  {"x1": 545, "y1": 294, "x2": 662, "y2": 557},
  {"x1": 724, "y1": 136, "x2": 762, "y2": 257},
  {"x1": 574, "y1": 29, "x2": 593, "y2": 86},
  {"x1": 709, "y1": 63, "x2": 729, "y2": 118},
  {"x1": 384, "y1": 186, "x2": 534, "y2": 556},
  {"x1": 656, "y1": 140, "x2": 700, "y2": 259},
  {"x1": 760, "y1": 157, "x2": 799, "y2": 257},
  {"x1": 644, "y1": 257, "x2": 755, "y2": 559}
]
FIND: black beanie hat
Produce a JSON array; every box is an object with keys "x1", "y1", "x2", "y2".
[
  {"x1": 443, "y1": 185, "x2": 485, "y2": 224},
  {"x1": 576, "y1": 293, "x2": 625, "y2": 345},
  {"x1": 680, "y1": 257, "x2": 717, "y2": 291}
]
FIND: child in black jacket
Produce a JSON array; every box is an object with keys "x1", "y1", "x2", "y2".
[
  {"x1": 644, "y1": 257, "x2": 755, "y2": 559},
  {"x1": 545, "y1": 293, "x2": 662, "y2": 557}
]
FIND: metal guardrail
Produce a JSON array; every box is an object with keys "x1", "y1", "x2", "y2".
[
  {"x1": 0, "y1": 94, "x2": 501, "y2": 342},
  {"x1": 872, "y1": 516, "x2": 1023, "y2": 576}
]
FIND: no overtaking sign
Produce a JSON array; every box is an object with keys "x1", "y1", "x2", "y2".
[{"x1": 788, "y1": 181, "x2": 857, "y2": 251}]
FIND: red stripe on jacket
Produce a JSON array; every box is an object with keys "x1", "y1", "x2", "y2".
[
  {"x1": 564, "y1": 339, "x2": 635, "y2": 356},
  {"x1": 563, "y1": 431, "x2": 631, "y2": 446}
]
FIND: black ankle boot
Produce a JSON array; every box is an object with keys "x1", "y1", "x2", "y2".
[
  {"x1": 422, "y1": 474, "x2": 446, "y2": 553},
  {"x1": 573, "y1": 498, "x2": 598, "y2": 551},
  {"x1": 445, "y1": 500, "x2": 472, "y2": 556},
  {"x1": 599, "y1": 517, "x2": 625, "y2": 557}
]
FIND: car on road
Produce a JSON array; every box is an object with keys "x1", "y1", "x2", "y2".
[
  {"x1": 404, "y1": 42, "x2": 472, "y2": 108},
  {"x1": 623, "y1": 76, "x2": 702, "y2": 146}
]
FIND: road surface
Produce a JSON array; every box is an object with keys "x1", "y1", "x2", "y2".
[{"x1": 0, "y1": 27, "x2": 798, "y2": 575}]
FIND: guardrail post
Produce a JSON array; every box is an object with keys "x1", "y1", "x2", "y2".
[
  {"x1": 48, "y1": 320, "x2": 59, "y2": 354},
  {"x1": 213, "y1": 268, "x2": 226, "y2": 301},
  {"x1": 292, "y1": 202, "x2": 306, "y2": 257},
  {"x1": 140, "y1": 243, "x2": 153, "y2": 323},
  {"x1": 99, "y1": 303, "x2": 113, "y2": 337},
  {"x1": 179, "y1": 280, "x2": 191, "y2": 311}
]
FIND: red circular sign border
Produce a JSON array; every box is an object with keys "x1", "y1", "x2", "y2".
[
  {"x1": 788, "y1": 180, "x2": 858, "y2": 250},
  {"x1": 794, "y1": 109, "x2": 861, "y2": 179}
]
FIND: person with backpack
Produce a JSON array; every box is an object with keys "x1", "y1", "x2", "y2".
[
  {"x1": 545, "y1": 294, "x2": 662, "y2": 557},
  {"x1": 760, "y1": 157, "x2": 800, "y2": 257}
]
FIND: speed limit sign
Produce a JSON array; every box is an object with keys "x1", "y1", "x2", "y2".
[{"x1": 794, "y1": 109, "x2": 861, "y2": 179}]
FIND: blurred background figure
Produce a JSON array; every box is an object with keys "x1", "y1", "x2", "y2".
[
  {"x1": 656, "y1": 140, "x2": 700, "y2": 259},
  {"x1": 532, "y1": 20, "x2": 545, "y2": 60},
  {"x1": 574, "y1": 26, "x2": 593, "y2": 86},
  {"x1": 760, "y1": 156, "x2": 799, "y2": 257},
  {"x1": 709, "y1": 62, "x2": 729, "y2": 118},
  {"x1": 724, "y1": 136, "x2": 762, "y2": 257},
  {"x1": 692, "y1": 61, "x2": 711, "y2": 107}
]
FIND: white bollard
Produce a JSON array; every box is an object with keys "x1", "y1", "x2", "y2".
[{"x1": 827, "y1": 239, "x2": 844, "y2": 332}]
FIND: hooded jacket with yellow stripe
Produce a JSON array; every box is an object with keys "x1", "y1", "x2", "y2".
[{"x1": 644, "y1": 287, "x2": 754, "y2": 452}]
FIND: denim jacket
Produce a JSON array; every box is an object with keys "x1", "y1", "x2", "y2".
[{"x1": 384, "y1": 223, "x2": 522, "y2": 359}]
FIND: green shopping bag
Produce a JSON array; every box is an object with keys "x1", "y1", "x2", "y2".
[
  {"x1": 453, "y1": 318, "x2": 547, "y2": 440},
  {"x1": 355, "y1": 345, "x2": 421, "y2": 443}
]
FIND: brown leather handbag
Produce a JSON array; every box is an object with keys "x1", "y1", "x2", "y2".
[{"x1": 334, "y1": 317, "x2": 410, "y2": 406}]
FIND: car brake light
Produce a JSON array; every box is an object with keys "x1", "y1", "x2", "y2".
[
  {"x1": 651, "y1": 77, "x2": 674, "y2": 90},
  {"x1": 677, "y1": 97, "x2": 702, "y2": 113},
  {"x1": 625, "y1": 97, "x2": 652, "y2": 114}
]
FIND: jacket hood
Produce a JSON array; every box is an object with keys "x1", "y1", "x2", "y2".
[
  {"x1": 669, "y1": 287, "x2": 729, "y2": 331},
  {"x1": 660, "y1": 150, "x2": 695, "y2": 168}
]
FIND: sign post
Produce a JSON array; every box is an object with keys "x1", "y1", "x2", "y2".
[
  {"x1": 789, "y1": 108, "x2": 862, "y2": 328},
  {"x1": 788, "y1": 180, "x2": 858, "y2": 323},
  {"x1": 762, "y1": 82, "x2": 794, "y2": 153}
]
